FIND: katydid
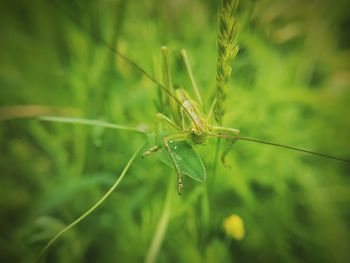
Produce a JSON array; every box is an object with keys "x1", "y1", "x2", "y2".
[{"x1": 141, "y1": 47, "x2": 241, "y2": 194}]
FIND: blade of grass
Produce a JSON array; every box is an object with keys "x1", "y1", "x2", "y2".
[
  {"x1": 36, "y1": 142, "x2": 146, "y2": 261},
  {"x1": 0, "y1": 105, "x2": 81, "y2": 121},
  {"x1": 145, "y1": 175, "x2": 175, "y2": 263},
  {"x1": 39, "y1": 116, "x2": 147, "y2": 133}
]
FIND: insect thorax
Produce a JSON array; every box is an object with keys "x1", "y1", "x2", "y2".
[{"x1": 190, "y1": 131, "x2": 208, "y2": 144}]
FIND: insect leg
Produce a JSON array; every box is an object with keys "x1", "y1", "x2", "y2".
[
  {"x1": 142, "y1": 113, "x2": 181, "y2": 158},
  {"x1": 180, "y1": 49, "x2": 204, "y2": 110},
  {"x1": 160, "y1": 46, "x2": 182, "y2": 124},
  {"x1": 142, "y1": 145, "x2": 161, "y2": 158},
  {"x1": 163, "y1": 133, "x2": 188, "y2": 195},
  {"x1": 156, "y1": 113, "x2": 181, "y2": 132},
  {"x1": 178, "y1": 104, "x2": 187, "y2": 132},
  {"x1": 160, "y1": 47, "x2": 174, "y2": 104},
  {"x1": 221, "y1": 139, "x2": 237, "y2": 168},
  {"x1": 211, "y1": 126, "x2": 240, "y2": 167},
  {"x1": 212, "y1": 126, "x2": 240, "y2": 135},
  {"x1": 155, "y1": 112, "x2": 182, "y2": 145},
  {"x1": 207, "y1": 97, "x2": 217, "y2": 121}
]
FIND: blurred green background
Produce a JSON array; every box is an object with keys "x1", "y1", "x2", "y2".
[{"x1": 1, "y1": 0, "x2": 350, "y2": 262}]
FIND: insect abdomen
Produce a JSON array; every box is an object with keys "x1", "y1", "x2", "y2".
[{"x1": 182, "y1": 99, "x2": 206, "y2": 132}]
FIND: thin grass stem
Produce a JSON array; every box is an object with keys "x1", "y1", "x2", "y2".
[
  {"x1": 36, "y1": 143, "x2": 146, "y2": 261},
  {"x1": 39, "y1": 116, "x2": 147, "y2": 134},
  {"x1": 145, "y1": 175, "x2": 175, "y2": 263}
]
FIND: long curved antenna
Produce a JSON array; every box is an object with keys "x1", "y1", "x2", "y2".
[
  {"x1": 208, "y1": 133, "x2": 350, "y2": 164},
  {"x1": 36, "y1": 143, "x2": 146, "y2": 262},
  {"x1": 49, "y1": 0, "x2": 197, "y2": 126},
  {"x1": 238, "y1": 137, "x2": 350, "y2": 163}
]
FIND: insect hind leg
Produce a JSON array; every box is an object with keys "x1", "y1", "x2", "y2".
[
  {"x1": 221, "y1": 139, "x2": 238, "y2": 168},
  {"x1": 210, "y1": 126, "x2": 240, "y2": 168},
  {"x1": 162, "y1": 133, "x2": 188, "y2": 195}
]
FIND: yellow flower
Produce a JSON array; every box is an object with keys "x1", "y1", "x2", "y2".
[{"x1": 223, "y1": 214, "x2": 245, "y2": 240}]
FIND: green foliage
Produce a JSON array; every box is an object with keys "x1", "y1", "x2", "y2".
[{"x1": 1, "y1": 0, "x2": 350, "y2": 262}]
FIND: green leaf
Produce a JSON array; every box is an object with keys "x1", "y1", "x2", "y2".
[{"x1": 147, "y1": 135, "x2": 206, "y2": 183}]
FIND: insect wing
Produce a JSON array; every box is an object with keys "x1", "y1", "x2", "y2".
[
  {"x1": 163, "y1": 140, "x2": 206, "y2": 183},
  {"x1": 146, "y1": 135, "x2": 206, "y2": 182}
]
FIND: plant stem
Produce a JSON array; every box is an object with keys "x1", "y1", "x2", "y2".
[
  {"x1": 145, "y1": 176, "x2": 175, "y2": 263},
  {"x1": 39, "y1": 116, "x2": 147, "y2": 133},
  {"x1": 215, "y1": 0, "x2": 239, "y2": 125},
  {"x1": 36, "y1": 143, "x2": 145, "y2": 262}
]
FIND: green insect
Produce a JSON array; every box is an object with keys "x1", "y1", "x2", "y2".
[{"x1": 141, "y1": 47, "x2": 241, "y2": 194}]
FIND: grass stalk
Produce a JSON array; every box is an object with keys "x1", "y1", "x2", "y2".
[
  {"x1": 39, "y1": 116, "x2": 147, "y2": 133},
  {"x1": 145, "y1": 176, "x2": 175, "y2": 263},
  {"x1": 214, "y1": 0, "x2": 239, "y2": 124},
  {"x1": 36, "y1": 143, "x2": 145, "y2": 261}
]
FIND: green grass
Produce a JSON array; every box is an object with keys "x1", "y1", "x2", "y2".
[{"x1": 0, "y1": 0, "x2": 349, "y2": 262}]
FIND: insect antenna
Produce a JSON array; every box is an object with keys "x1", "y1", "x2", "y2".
[
  {"x1": 208, "y1": 134, "x2": 350, "y2": 164},
  {"x1": 238, "y1": 137, "x2": 350, "y2": 164},
  {"x1": 49, "y1": 0, "x2": 197, "y2": 125}
]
